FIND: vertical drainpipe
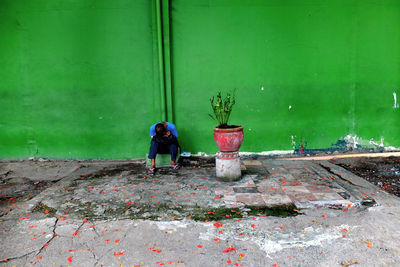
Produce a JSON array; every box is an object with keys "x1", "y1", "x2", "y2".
[
  {"x1": 162, "y1": 0, "x2": 174, "y2": 123},
  {"x1": 154, "y1": 0, "x2": 173, "y2": 122},
  {"x1": 155, "y1": 0, "x2": 167, "y2": 121}
]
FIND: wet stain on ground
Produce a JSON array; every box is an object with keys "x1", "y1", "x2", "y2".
[
  {"x1": 83, "y1": 163, "x2": 146, "y2": 179},
  {"x1": 0, "y1": 179, "x2": 53, "y2": 216},
  {"x1": 190, "y1": 205, "x2": 299, "y2": 221},
  {"x1": 32, "y1": 202, "x2": 57, "y2": 216},
  {"x1": 332, "y1": 157, "x2": 400, "y2": 198}
]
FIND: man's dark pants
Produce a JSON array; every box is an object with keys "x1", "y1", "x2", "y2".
[{"x1": 148, "y1": 139, "x2": 178, "y2": 161}]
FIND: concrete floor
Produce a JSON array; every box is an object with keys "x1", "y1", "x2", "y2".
[{"x1": 1, "y1": 156, "x2": 400, "y2": 266}]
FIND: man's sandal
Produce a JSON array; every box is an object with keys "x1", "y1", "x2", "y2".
[
  {"x1": 147, "y1": 168, "x2": 155, "y2": 175},
  {"x1": 171, "y1": 165, "x2": 180, "y2": 171}
]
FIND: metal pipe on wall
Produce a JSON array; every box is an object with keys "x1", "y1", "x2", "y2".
[
  {"x1": 154, "y1": 0, "x2": 173, "y2": 123},
  {"x1": 162, "y1": 0, "x2": 174, "y2": 123}
]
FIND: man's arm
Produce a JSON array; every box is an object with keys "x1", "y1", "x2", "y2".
[
  {"x1": 167, "y1": 123, "x2": 178, "y2": 137},
  {"x1": 150, "y1": 124, "x2": 156, "y2": 137}
]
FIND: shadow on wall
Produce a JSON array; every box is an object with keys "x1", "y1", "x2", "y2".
[{"x1": 176, "y1": 128, "x2": 192, "y2": 154}]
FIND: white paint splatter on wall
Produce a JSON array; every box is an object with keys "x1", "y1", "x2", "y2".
[
  {"x1": 344, "y1": 135, "x2": 359, "y2": 149},
  {"x1": 291, "y1": 135, "x2": 296, "y2": 149},
  {"x1": 345, "y1": 135, "x2": 399, "y2": 151},
  {"x1": 393, "y1": 92, "x2": 399, "y2": 109}
]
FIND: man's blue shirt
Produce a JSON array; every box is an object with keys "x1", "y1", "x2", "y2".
[{"x1": 150, "y1": 122, "x2": 178, "y2": 137}]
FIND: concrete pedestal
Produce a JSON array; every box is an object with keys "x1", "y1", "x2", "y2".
[{"x1": 216, "y1": 151, "x2": 241, "y2": 182}]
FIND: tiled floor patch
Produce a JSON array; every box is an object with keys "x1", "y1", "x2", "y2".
[
  {"x1": 214, "y1": 159, "x2": 366, "y2": 209},
  {"x1": 233, "y1": 187, "x2": 259, "y2": 193},
  {"x1": 262, "y1": 194, "x2": 292, "y2": 205},
  {"x1": 236, "y1": 193, "x2": 265, "y2": 206}
]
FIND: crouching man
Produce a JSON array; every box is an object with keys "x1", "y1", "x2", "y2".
[{"x1": 147, "y1": 122, "x2": 180, "y2": 175}]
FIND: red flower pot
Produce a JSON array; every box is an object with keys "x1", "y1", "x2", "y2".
[{"x1": 213, "y1": 126, "x2": 244, "y2": 152}]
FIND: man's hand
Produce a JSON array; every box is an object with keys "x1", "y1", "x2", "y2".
[{"x1": 164, "y1": 131, "x2": 171, "y2": 137}]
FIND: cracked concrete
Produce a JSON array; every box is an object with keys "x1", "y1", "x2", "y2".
[{"x1": 1, "y1": 157, "x2": 400, "y2": 266}]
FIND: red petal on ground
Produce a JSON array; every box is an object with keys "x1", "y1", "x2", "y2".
[
  {"x1": 213, "y1": 222, "x2": 223, "y2": 228},
  {"x1": 113, "y1": 252, "x2": 125, "y2": 257},
  {"x1": 223, "y1": 247, "x2": 236, "y2": 253},
  {"x1": 67, "y1": 256, "x2": 72, "y2": 263}
]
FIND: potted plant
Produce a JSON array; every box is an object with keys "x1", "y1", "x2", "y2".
[{"x1": 209, "y1": 91, "x2": 244, "y2": 152}]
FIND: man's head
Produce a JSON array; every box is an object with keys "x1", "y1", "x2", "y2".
[
  {"x1": 161, "y1": 122, "x2": 168, "y2": 129},
  {"x1": 155, "y1": 123, "x2": 166, "y2": 137}
]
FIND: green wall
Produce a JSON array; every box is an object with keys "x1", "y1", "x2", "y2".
[
  {"x1": 171, "y1": 0, "x2": 400, "y2": 153},
  {"x1": 1, "y1": 0, "x2": 399, "y2": 159},
  {"x1": 0, "y1": 0, "x2": 162, "y2": 158}
]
